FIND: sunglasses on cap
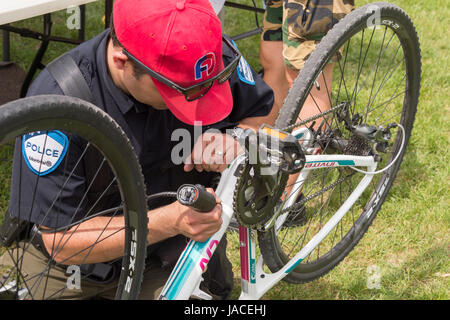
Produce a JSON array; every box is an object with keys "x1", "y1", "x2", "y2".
[{"x1": 122, "y1": 36, "x2": 241, "y2": 102}]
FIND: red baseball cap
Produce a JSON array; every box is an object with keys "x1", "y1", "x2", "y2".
[{"x1": 113, "y1": 0, "x2": 233, "y2": 125}]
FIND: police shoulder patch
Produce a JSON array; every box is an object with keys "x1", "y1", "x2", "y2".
[
  {"x1": 22, "y1": 131, "x2": 69, "y2": 176},
  {"x1": 237, "y1": 56, "x2": 255, "y2": 86}
]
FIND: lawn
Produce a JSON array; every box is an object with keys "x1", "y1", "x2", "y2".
[{"x1": 0, "y1": 0, "x2": 448, "y2": 300}]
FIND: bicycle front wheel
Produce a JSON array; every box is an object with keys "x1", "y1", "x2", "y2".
[
  {"x1": 258, "y1": 2, "x2": 421, "y2": 283},
  {"x1": 0, "y1": 95, "x2": 148, "y2": 299}
]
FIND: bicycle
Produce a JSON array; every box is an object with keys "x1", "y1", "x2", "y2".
[{"x1": 0, "y1": 2, "x2": 421, "y2": 300}]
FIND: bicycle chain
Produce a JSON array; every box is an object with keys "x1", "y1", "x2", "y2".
[
  {"x1": 277, "y1": 173, "x2": 353, "y2": 218},
  {"x1": 281, "y1": 102, "x2": 347, "y2": 132}
]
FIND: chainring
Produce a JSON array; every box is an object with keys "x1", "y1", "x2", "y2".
[{"x1": 232, "y1": 161, "x2": 289, "y2": 229}]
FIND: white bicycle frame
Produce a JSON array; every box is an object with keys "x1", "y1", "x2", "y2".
[{"x1": 158, "y1": 152, "x2": 378, "y2": 300}]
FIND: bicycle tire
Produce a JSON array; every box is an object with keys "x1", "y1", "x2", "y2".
[
  {"x1": 0, "y1": 95, "x2": 148, "y2": 299},
  {"x1": 258, "y1": 2, "x2": 421, "y2": 283}
]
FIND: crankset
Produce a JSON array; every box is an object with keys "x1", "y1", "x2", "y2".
[{"x1": 232, "y1": 125, "x2": 305, "y2": 229}]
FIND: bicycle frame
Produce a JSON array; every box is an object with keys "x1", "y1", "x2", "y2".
[{"x1": 158, "y1": 153, "x2": 378, "y2": 300}]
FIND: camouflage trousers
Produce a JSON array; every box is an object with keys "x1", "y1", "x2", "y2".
[{"x1": 262, "y1": 0, "x2": 355, "y2": 70}]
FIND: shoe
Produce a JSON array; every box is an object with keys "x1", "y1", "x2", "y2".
[{"x1": 284, "y1": 193, "x2": 307, "y2": 227}]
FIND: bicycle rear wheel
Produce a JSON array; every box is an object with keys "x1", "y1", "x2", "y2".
[
  {"x1": 258, "y1": 2, "x2": 421, "y2": 283},
  {"x1": 0, "y1": 95, "x2": 148, "y2": 299}
]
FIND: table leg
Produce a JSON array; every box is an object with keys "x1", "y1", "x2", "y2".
[
  {"x1": 78, "y1": 5, "x2": 86, "y2": 42},
  {"x1": 20, "y1": 14, "x2": 52, "y2": 97},
  {"x1": 105, "y1": 0, "x2": 113, "y2": 28},
  {"x1": 2, "y1": 28, "x2": 10, "y2": 62}
]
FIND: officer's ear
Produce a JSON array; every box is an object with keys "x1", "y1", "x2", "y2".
[{"x1": 110, "y1": 48, "x2": 128, "y2": 72}]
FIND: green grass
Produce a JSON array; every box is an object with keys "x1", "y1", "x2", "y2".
[{"x1": 0, "y1": 0, "x2": 448, "y2": 300}]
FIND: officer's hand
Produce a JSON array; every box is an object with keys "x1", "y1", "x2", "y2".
[
  {"x1": 173, "y1": 188, "x2": 222, "y2": 242},
  {"x1": 184, "y1": 132, "x2": 243, "y2": 173}
]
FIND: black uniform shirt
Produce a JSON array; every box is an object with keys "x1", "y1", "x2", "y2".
[{"x1": 9, "y1": 29, "x2": 274, "y2": 229}]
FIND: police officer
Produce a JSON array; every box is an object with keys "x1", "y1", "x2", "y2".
[{"x1": 3, "y1": 0, "x2": 274, "y2": 299}]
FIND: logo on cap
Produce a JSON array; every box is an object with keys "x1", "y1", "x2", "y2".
[{"x1": 194, "y1": 53, "x2": 216, "y2": 80}]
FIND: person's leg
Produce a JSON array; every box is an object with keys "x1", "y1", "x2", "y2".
[
  {"x1": 287, "y1": 62, "x2": 335, "y2": 127},
  {"x1": 0, "y1": 242, "x2": 117, "y2": 299},
  {"x1": 260, "y1": 41, "x2": 289, "y2": 124},
  {"x1": 136, "y1": 237, "x2": 233, "y2": 300},
  {"x1": 260, "y1": 1, "x2": 355, "y2": 127},
  {"x1": 136, "y1": 262, "x2": 173, "y2": 300},
  {"x1": 259, "y1": 0, "x2": 288, "y2": 124},
  {"x1": 260, "y1": 0, "x2": 322, "y2": 126},
  {"x1": 282, "y1": 0, "x2": 355, "y2": 125},
  {"x1": 281, "y1": 0, "x2": 354, "y2": 199}
]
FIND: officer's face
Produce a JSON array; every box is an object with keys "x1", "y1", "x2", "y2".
[
  {"x1": 108, "y1": 40, "x2": 168, "y2": 110},
  {"x1": 122, "y1": 65, "x2": 168, "y2": 110}
]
